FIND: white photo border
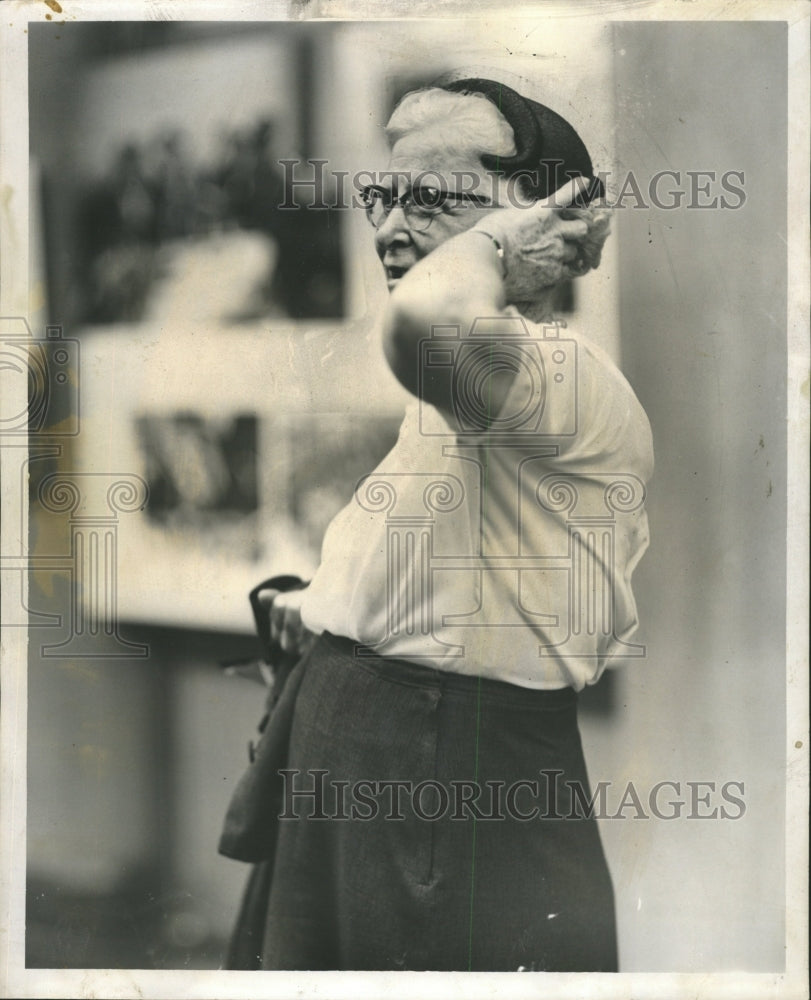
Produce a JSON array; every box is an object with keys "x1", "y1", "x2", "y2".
[{"x1": 1, "y1": 2, "x2": 808, "y2": 998}]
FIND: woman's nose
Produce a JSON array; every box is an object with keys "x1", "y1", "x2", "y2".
[{"x1": 374, "y1": 204, "x2": 411, "y2": 254}]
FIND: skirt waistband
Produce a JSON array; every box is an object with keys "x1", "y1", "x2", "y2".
[{"x1": 319, "y1": 632, "x2": 577, "y2": 711}]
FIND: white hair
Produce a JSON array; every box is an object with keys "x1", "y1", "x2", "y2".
[{"x1": 385, "y1": 87, "x2": 517, "y2": 163}]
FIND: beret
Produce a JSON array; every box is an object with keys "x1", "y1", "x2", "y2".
[{"x1": 439, "y1": 76, "x2": 603, "y2": 204}]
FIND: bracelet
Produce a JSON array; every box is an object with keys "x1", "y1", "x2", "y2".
[{"x1": 471, "y1": 229, "x2": 506, "y2": 277}]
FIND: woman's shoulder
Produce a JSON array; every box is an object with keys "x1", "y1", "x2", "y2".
[{"x1": 514, "y1": 313, "x2": 654, "y2": 476}]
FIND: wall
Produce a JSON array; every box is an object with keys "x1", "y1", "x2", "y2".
[{"x1": 580, "y1": 21, "x2": 787, "y2": 971}]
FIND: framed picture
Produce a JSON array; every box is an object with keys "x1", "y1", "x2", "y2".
[
  {"x1": 35, "y1": 22, "x2": 350, "y2": 331},
  {"x1": 67, "y1": 323, "x2": 405, "y2": 631}
]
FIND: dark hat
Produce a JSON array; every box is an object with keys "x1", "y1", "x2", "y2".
[{"x1": 439, "y1": 77, "x2": 603, "y2": 204}]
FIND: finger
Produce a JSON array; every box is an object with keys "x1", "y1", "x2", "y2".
[
  {"x1": 565, "y1": 250, "x2": 592, "y2": 277},
  {"x1": 279, "y1": 611, "x2": 300, "y2": 652},
  {"x1": 529, "y1": 206, "x2": 588, "y2": 240},
  {"x1": 256, "y1": 588, "x2": 280, "y2": 640},
  {"x1": 561, "y1": 240, "x2": 580, "y2": 263},
  {"x1": 270, "y1": 598, "x2": 287, "y2": 645},
  {"x1": 554, "y1": 218, "x2": 589, "y2": 240},
  {"x1": 281, "y1": 611, "x2": 309, "y2": 653},
  {"x1": 256, "y1": 588, "x2": 280, "y2": 613},
  {"x1": 537, "y1": 176, "x2": 590, "y2": 210},
  {"x1": 270, "y1": 591, "x2": 303, "y2": 651},
  {"x1": 557, "y1": 205, "x2": 591, "y2": 222}
]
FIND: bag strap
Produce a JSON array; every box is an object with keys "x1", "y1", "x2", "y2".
[{"x1": 248, "y1": 575, "x2": 309, "y2": 707}]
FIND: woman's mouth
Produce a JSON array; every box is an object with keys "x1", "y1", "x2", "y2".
[{"x1": 385, "y1": 264, "x2": 409, "y2": 288}]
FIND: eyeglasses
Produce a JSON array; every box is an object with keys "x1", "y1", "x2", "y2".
[{"x1": 361, "y1": 183, "x2": 493, "y2": 232}]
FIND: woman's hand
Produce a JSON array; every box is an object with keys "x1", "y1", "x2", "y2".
[
  {"x1": 472, "y1": 178, "x2": 612, "y2": 302},
  {"x1": 255, "y1": 587, "x2": 317, "y2": 659},
  {"x1": 381, "y1": 178, "x2": 610, "y2": 405}
]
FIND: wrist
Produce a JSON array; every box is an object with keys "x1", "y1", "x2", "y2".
[{"x1": 467, "y1": 228, "x2": 507, "y2": 278}]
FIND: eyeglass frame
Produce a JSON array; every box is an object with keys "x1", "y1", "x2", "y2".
[{"x1": 361, "y1": 182, "x2": 495, "y2": 232}]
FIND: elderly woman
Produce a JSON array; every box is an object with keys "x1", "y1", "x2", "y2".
[{"x1": 221, "y1": 78, "x2": 653, "y2": 973}]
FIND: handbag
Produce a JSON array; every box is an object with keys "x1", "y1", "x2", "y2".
[{"x1": 218, "y1": 575, "x2": 310, "y2": 863}]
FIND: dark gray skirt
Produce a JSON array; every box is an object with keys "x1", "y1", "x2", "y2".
[{"x1": 225, "y1": 632, "x2": 617, "y2": 972}]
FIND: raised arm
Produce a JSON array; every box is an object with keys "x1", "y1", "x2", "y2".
[{"x1": 382, "y1": 181, "x2": 605, "y2": 417}]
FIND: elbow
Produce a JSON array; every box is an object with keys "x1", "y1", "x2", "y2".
[
  {"x1": 382, "y1": 285, "x2": 488, "y2": 400},
  {"x1": 381, "y1": 294, "x2": 424, "y2": 397}
]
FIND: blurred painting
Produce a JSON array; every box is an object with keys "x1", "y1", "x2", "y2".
[
  {"x1": 43, "y1": 25, "x2": 345, "y2": 327},
  {"x1": 136, "y1": 412, "x2": 260, "y2": 562},
  {"x1": 78, "y1": 122, "x2": 345, "y2": 325}
]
